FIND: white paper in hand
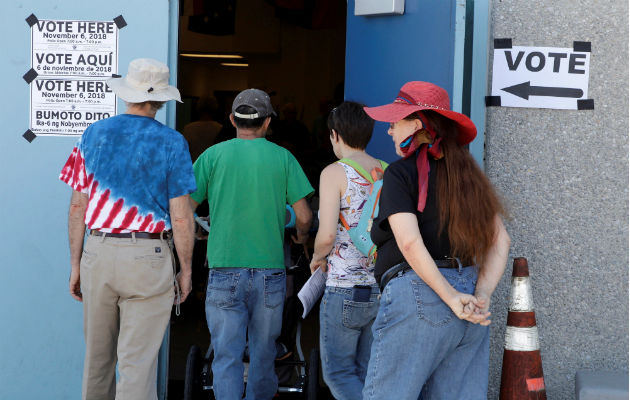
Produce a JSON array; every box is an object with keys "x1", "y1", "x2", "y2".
[{"x1": 297, "y1": 268, "x2": 327, "y2": 319}]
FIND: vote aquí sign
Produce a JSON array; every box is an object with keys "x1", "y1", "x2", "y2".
[
  {"x1": 21, "y1": 14, "x2": 127, "y2": 141},
  {"x1": 488, "y1": 39, "x2": 593, "y2": 110}
]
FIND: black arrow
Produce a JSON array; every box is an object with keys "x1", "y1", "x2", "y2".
[{"x1": 501, "y1": 81, "x2": 583, "y2": 100}]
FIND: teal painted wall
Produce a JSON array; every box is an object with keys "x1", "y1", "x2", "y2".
[
  {"x1": 0, "y1": 2, "x2": 173, "y2": 398},
  {"x1": 469, "y1": 0, "x2": 491, "y2": 167}
]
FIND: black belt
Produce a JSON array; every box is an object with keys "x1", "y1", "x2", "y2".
[
  {"x1": 90, "y1": 230, "x2": 168, "y2": 240},
  {"x1": 379, "y1": 258, "x2": 468, "y2": 292}
]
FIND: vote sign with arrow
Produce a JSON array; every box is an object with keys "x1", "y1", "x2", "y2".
[{"x1": 491, "y1": 45, "x2": 591, "y2": 110}]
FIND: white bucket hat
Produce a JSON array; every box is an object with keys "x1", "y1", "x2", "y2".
[{"x1": 106, "y1": 58, "x2": 182, "y2": 103}]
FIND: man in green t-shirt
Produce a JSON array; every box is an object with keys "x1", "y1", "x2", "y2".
[{"x1": 191, "y1": 88, "x2": 313, "y2": 400}]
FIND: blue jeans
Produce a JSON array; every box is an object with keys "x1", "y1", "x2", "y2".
[
  {"x1": 205, "y1": 268, "x2": 286, "y2": 400},
  {"x1": 363, "y1": 266, "x2": 490, "y2": 400},
  {"x1": 320, "y1": 285, "x2": 380, "y2": 400}
]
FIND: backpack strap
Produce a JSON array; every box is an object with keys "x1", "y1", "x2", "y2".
[
  {"x1": 338, "y1": 213, "x2": 351, "y2": 231},
  {"x1": 371, "y1": 167, "x2": 383, "y2": 182},
  {"x1": 337, "y1": 158, "x2": 387, "y2": 233},
  {"x1": 337, "y1": 158, "x2": 389, "y2": 182},
  {"x1": 337, "y1": 158, "x2": 374, "y2": 184},
  {"x1": 369, "y1": 160, "x2": 388, "y2": 182}
]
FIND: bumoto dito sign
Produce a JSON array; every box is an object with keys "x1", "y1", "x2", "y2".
[
  {"x1": 30, "y1": 79, "x2": 116, "y2": 135},
  {"x1": 490, "y1": 40, "x2": 592, "y2": 110},
  {"x1": 28, "y1": 19, "x2": 119, "y2": 137}
]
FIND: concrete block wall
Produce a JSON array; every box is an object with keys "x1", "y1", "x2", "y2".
[{"x1": 485, "y1": 1, "x2": 629, "y2": 398}]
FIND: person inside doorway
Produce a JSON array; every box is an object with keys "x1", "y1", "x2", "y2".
[
  {"x1": 182, "y1": 95, "x2": 223, "y2": 162},
  {"x1": 190, "y1": 88, "x2": 314, "y2": 400},
  {"x1": 309, "y1": 101, "x2": 385, "y2": 399}
]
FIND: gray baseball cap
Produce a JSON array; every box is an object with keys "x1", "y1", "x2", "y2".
[{"x1": 232, "y1": 88, "x2": 276, "y2": 119}]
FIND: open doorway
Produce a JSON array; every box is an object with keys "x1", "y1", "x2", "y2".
[{"x1": 168, "y1": 1, "x2": 346, "y2": 398}]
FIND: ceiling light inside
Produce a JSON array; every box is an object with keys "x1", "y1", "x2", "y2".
[
  {"x1": 180, "y1": 53, "x2": 244, "y2": 59},
  {"x1": 221, "y1": 63, "x2": 249, "y2": 67}
]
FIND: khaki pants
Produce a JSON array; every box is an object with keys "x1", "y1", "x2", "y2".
[{"x1": 80, "y1": 234, "x2": 175, "y2": 400}]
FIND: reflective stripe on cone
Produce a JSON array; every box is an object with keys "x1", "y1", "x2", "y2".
[{"x1": 500, "y1": 257, "x2": 547, "y2": 400}]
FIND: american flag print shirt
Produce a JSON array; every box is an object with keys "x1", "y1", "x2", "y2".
[{"x1": 60, "y1": 114, "x2": 196, "y2": 233}]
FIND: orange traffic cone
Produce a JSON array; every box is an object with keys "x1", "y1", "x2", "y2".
[{"x1": 499, "y1": 257, "x2": 547, "y2": 399}]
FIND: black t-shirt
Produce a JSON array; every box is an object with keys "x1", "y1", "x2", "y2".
[{"x1": 371, "y1": 154, "x2": 451, "y2": 283}]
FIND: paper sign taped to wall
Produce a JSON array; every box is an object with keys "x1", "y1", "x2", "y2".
[
  {"x1": 28, "y1": 19, "x2": 119, "y2": 137},
  {"x1": 491, "y1": 45, "x2": 591, "y2": 110},
  {"x1": 31, "y1": 20, "x2": 117, "y2": 78},
  {"x1": 30, "y1": 79, "x2": 116, "y2": 135}
]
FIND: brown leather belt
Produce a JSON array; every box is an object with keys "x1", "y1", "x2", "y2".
[
  {"x1": 90, "y1": 230, "x2": 167, "y2": 239},
  {"x1": 379, "y1": 258, "x2": 474, "y2": 292}
]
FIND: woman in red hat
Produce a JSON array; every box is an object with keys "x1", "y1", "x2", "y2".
[{"x1": 362, "y1": 81, "x2": 510, "y2": 399}]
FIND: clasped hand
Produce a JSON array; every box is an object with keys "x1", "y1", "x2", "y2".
[{"x1": 446, "y1": 291, "x2": 492, "y2": 326}]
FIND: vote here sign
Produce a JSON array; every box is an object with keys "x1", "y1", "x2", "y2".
[
  {"x1": 30, "y1": 79, "x2": 116, "y2": 136},
  {"x1": 491, "y1": 45, "x2": 591, "y2": 110},
  {"x1": 28, "y1": 18, "x2": 119, "y2": 136},
  {"x1": 31, "y1": 19, "x2": 117, "y2": 78}
]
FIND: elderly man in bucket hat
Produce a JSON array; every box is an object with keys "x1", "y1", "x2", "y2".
[
  {"x1": 60, "y1": 58, "x2": 196, "y2": 400},
  {"x1": 190, "y1": 88, "x2": 314, "y2": 400}
]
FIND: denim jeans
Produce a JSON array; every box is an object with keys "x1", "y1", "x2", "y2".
[
  {"x1": 205, "y1": 267, "x2": 286, "y2": 400},
  {"x1": 363, "y1": 266, "x2": 490, "y2": 400},
  {"x1": 320, "y1": 285, "x2": 380, "y2": 400}
]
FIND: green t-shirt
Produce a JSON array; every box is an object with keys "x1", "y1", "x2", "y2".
[{"x1": 191, "y1": 138, "x2": 314, "y2": 268}]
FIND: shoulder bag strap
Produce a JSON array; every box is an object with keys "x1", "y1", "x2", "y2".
[{"x1": 337, "y1": 158, "x2": 374, "y2": 184}]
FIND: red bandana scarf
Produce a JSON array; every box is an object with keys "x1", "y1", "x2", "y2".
[{"x1": 399, "y1": 112, "x2": 443, "y2": 212}]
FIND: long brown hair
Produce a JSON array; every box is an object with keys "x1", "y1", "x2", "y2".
[{"x1": 421, "y1": 111, "x2": 506, "y2": 266}]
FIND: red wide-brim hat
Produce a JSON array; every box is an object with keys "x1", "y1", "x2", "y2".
[{"x1": 364, "y1": 81, "x2": 477, "y2": 145}]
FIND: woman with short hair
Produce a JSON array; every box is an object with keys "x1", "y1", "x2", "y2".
[{"x1": 310, "y1": 101, "x2": 386, "y2": 400}]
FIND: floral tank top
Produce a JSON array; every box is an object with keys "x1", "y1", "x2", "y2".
[{"x1": 326, "y1": 162, "x2": 377, "y2": 288}]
